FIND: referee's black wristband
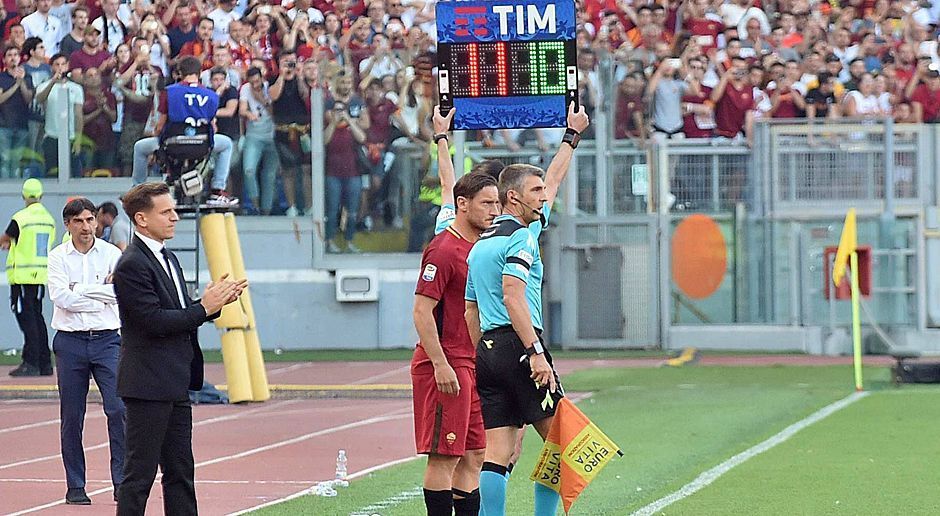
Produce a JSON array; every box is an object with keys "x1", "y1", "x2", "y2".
[
  {"x1": 433, "y1": 132, "x2": 449, "y2": 144},
  {"x1": 562, "y1": 128, "x2": 581, "y2": 149}
]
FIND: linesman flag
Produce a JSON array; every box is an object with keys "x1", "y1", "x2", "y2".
[
  {"x1": 530, "y1": 398, "x2": 623, "y2": 514},
  {"x1": 832, "y1": 208, "x2": 857, "y2": 287}
]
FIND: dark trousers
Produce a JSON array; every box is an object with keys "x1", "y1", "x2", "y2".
[
  {"x1": 118, "y1": 398, "x2": 196, "y2": 516},
  {"x1": 41, "y1": 137, "x2": 82, "y2": 177},
  {"x1": 11, "y1": 284, "x2": 49, "y2": 370},
  {"x1": 53, "y1": 330, "x2": 125, "y2": 489}
]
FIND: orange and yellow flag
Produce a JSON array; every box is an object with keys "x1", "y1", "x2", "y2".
[{"x1": 530, "y1": 398, "x2": 623, "y2": 514}]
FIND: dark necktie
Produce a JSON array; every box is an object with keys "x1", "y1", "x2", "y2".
[
  {"x1": 160, "y1": 247, "x2": 183, "y2": 304},
  {"x1": 160, "y1": 247, "x2": 174, "y2": 281}
]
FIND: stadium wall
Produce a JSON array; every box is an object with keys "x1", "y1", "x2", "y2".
[{"x1": 0, "y1": 180, "x2": 421, "y2": 351}]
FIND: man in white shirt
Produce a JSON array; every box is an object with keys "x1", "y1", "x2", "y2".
[
  {"x1": 46, "y1": 197, "x2": 125, "y2": 506},
  {"x1": 208, "y1": 0, "x2": 241, "y2": 43},
  {"x1": 22, "y1": 0, "x2": 63, "y2": 55},
  {"x1": 35, "y1": 53, "x2": 84, "y2": 176},
  {"x1": 358, "y1": 34, "x2": 403, "y2": 81}
]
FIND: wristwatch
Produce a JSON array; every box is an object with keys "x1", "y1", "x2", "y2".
[
  {"x1": 524, "y1": 339, "x2": 545, "y2": 356},
  {"x1": 562, "y1": 128, "x2": 581, "y2": 149},
  {"x1": 433, "y1": 132, "x2": 449, "y2": 144}
]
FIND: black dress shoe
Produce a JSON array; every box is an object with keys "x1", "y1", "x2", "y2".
[
  {"x1": 65, "y1": 487, "x2": 91, "y2": 505},
  {"x1": 113, "y1": 485, "x2": 120, "y2": 502},
  {"x1": 8, "y1": 363, "x2": 41, "y2": 377},
  {"x1": 40, "y1": 366, "x2": 54, "y2": 376}
]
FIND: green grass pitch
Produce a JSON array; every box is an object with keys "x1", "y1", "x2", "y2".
[{"x1": 255, "y1": 364, "x2": 940, "y2": 515}]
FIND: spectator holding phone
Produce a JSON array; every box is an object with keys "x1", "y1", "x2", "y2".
[{"x1": 323, "y1": 70, "x2": 368, "y2": 251}]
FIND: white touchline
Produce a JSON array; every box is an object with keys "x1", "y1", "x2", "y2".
[
  {"x1": 229, "y1": 392, "x2": 595, "y2": 515},
  {"x1": 631, "y1": 391, "x2": 870, "y2": 516},
  {"x1": 350, "y1": 486, "x2": 424, "y2": 516},
  {"x1": 9, "y1": 408, "x2": 413, "y2": 516},
  {"x1": 228, "y1": 455, "x2": 423, "y2": 516}
]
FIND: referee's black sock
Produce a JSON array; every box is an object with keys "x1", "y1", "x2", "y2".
[
  {"x1": 452, "y1": 488, "x2": 480, "y2": 516},
  {"x1": 507, "y1": 462, "x2": 515, "y2": 476},
  {"x1": 423, "y1": 488, "x2": 453, "y2": 516}
]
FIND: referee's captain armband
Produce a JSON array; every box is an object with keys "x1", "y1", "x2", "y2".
[{"x1": 502, "y1": 230, "x2": 538, "y2": 282}]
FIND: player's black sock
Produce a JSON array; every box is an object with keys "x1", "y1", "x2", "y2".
[
  {"x1": 452, "y1": 488, "x2": 480, "y2": 516},
  {"x1": 507, "y1": 462, "x2": 515, "y2": 475},
  {"x1": 423, "y1": 488, "x2": 453, "y2": 516}
]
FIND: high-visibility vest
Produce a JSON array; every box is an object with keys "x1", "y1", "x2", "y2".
[
  {"x1": 419, "y1": 142, "x2": 473, "y2": 205},
  {"x1": 6, "y1": 202, "x2": 56, "y2": 285}
]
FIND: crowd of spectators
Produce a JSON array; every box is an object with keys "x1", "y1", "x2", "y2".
[
  {"x1": 597, "y1": 0, "x2": 940, "y2": 147},
  {"x1": 0, "y1": 0, "x2": 935, "y2": 237}
]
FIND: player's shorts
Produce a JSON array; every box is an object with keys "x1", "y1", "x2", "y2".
[
  {"x1": 412, "y1": 365, "x2": 486, "y2": 456},
  {"x1": 475, "y1": 326, "x2": 565, "y2": 429}
]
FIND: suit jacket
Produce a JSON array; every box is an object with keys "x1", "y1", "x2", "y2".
[{"x1": 113, "y1": 235, "x2": 219, "y2": 401}]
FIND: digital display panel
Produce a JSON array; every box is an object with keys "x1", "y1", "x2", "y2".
[{"x1": 436, "y1": 0, "x2": 578, "y2": 130}]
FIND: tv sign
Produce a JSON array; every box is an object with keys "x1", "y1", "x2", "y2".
[{"x1": 436, "y1": 0, "x2": 578, "y2": 130}]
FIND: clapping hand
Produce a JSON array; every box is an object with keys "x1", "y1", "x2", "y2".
[{"x1": 200, "y1": 273, "x2": 248, "y2": 315}]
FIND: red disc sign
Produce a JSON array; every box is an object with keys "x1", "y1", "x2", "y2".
[{"x1": 671, "y1": 215, "x2": 727, "y2": 300}]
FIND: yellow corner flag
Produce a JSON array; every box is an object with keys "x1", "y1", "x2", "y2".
[
  {"x1": 832, "y1": 208, "x2": 857, "y2": 287},
  {"x1": 832, "y1": 208, "x2": 864, "y2": 391},
  {"x1": 530, "y1": 398, "x2": 623, "y2": 514}
]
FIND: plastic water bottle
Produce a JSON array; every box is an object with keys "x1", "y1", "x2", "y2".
[{"x1": 334, "y1": 450, "x2": 349, "y2": 487}]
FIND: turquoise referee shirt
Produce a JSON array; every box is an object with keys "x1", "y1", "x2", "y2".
[{"x1": 465, "y1": 203, "x2": 550, "y2": 332}]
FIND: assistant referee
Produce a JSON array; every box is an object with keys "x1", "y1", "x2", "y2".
[{"x1": 464, "y1": 104, "x2": 589, "y2": 516}]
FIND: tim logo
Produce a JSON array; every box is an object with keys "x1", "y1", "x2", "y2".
[
  {"x1": 454, "y1": 6, "x2": 489, "y2": 37},
  {"x1": 454, "y1": 3, "x2": 557, "y2": 37},
  {"x1": 493, "y1": 4, "x2": 556, "y2": 36}
]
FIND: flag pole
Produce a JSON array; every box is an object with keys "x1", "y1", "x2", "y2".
[{"x1": 850, "y1": 251, "x2": 863, "y2": 391}]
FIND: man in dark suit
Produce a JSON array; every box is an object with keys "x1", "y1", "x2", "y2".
[{"x1": 113, "y1": 182, "x2": 246, "y2": 515}]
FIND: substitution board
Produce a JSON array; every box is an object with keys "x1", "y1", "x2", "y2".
[{"x1": 436, "y1": 0, "x2": 578, "y2": 130}]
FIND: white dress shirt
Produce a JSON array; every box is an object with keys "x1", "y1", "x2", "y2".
[
  {"x1": 22, "y1": 11, "x2": 63, "y2": 55},
  {"x1": 134, "y1": 231, "x2": 187, "y2": 307},
  {"x1": 47, "y1": 238, "x2": 122, "y2": 331}
]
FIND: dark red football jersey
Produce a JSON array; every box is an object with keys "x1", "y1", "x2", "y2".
[{"x1": 412, "y1": 226, "x2": 476, "y2": 371}]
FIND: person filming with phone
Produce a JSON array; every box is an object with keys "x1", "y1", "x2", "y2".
[{"x1": 647, "y1": 50, "x2": 700, "y2": 142}]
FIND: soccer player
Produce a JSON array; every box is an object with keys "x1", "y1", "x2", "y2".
[
  {"x1": 465, "y1": 103, "x2": 589, "y2": 516},
  {"x1": 411, "y1": 109, "x2": 501, "y2": 515}
]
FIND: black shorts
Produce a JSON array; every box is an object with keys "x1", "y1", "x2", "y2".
[{"x1": 475, "y1": 326, "x2": 565, "y2": 429}]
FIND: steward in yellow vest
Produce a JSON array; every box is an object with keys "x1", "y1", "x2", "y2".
[{"x1": 1, "y1": 178, "x2": 55, "y2": 376}]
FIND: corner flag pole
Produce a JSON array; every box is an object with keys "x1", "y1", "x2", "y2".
[
  {"x1": 849, "y1": 251, "x2": 863, "y2": 391},
  {"x1": 833, "y1": 208, "x2": 862, "y2": 391}
]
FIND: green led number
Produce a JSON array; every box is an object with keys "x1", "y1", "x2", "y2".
[{"x1": 537, "y1": 41, "x2": 566, "y2": 95}]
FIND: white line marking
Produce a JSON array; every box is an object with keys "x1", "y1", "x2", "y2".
[
  {"x1": 0, "y1": 478, "x2": 315, "y2": 485},
  {"x1": 266, "y1": 363, "x2": 314, "y2": 376},
  {"x1": 350, "y1": 486, "x2": 424, "y2": 516},
  {"x1": 195, "y1": 410, "x2": 411, "y2": 469},
  {"x1": 227, "y1": 456, "x2": 422, "y2": 516},
  {"x1": 230, "y1": 394, "x2": 595, "y2": 515},
  {"x1": 630, "y1": 391, "x2": 870, "y2": 516},
  {"x1": 347, "y1": 455, "x2": 421, "y2": 481},
  {"x1": 0, "y1": 412, "x2": 108, "y2": 435},
  {"x1": 351, "y1": 365, "x2": 411, "y2": 385},
  {"x1": 9, "y1": 407, "x2": 412, "y2": 515},
  {"x1": 0, "y1": 402, "x2": 294, "y2": 471}
]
